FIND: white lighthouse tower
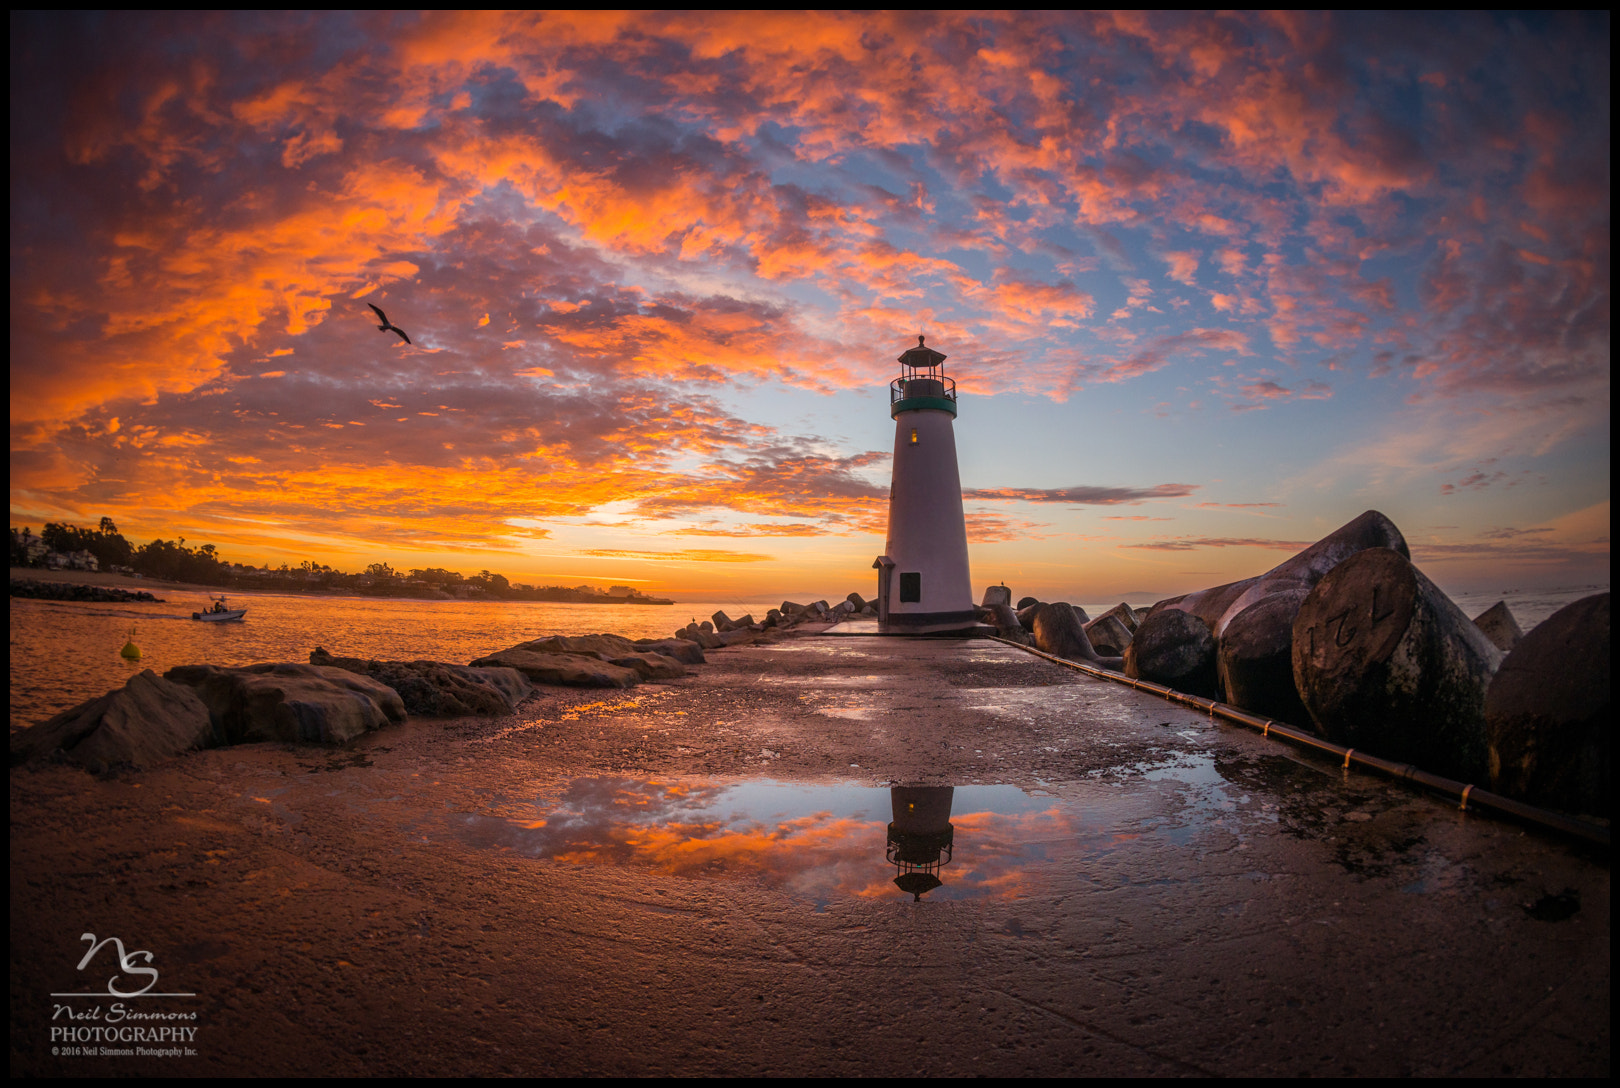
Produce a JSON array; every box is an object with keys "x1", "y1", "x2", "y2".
[{"x1": 873, "y1": 336, "x2": 975, "y2": 633}]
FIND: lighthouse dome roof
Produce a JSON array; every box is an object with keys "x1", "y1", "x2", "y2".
[{"x1": 897, "y1": 335, "x2": 946, "y2": 369}]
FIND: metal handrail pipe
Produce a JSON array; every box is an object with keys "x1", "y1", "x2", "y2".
[{"x1": 988, "y1": 635, "x2": 1609, "y2": 849}]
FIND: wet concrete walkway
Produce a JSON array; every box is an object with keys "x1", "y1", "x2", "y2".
[{"x1": 9, "y1": 632, "x2": 1610, "y2": 1075}]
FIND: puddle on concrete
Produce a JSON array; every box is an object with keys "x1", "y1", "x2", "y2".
[
  {"x1": 391, "y1": 748, "x2": 1431, "y2": 906},
  {"x1": 425, "y1": 777, "x2": 1139, "y2": 905}
]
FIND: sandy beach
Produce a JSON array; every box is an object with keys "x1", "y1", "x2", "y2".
[
  {"x1": 9, "y1": 566, "x2": 233, "y2": 596},
  {"x1": 9, "y1": 629, "x2": 1609, "y2": 1076}
]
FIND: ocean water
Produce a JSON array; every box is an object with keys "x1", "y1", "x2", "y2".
[{"x1": 7, "y1": 588, "x2": 783, "y2": 730}]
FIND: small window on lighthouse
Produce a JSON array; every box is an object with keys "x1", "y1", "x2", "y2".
[
  {"x1": 899, "y1": 572, "x2": 921, "y2": 602},
  {"x1": 909, "y1": 428, "x2": 918, "y2": 445}
]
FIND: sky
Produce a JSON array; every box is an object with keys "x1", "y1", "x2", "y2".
[{"x1": 8, "y1": 11, "x2": 1610, "y2": 602}]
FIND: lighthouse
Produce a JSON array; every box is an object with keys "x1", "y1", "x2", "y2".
[
  {"x1": 873, "y1": 336, "x2": 975, "y2": 633},
  {"x1": 886, "y1": 785, "x2": 956, "y2": 900}
]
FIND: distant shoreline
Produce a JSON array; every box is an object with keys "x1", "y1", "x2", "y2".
[{"x1": 6, "y1": 567, "x2": 676, "y2": 605}]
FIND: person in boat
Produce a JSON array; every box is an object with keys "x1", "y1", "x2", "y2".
[{"x1": 210, "y1": 598, "x2": 231, "y2": 614}]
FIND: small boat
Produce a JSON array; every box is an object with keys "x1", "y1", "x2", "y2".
[{"x1": 193, "y1": 596, "x2": 247, "y2": 622}]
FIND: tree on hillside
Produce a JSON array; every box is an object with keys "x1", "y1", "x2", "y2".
[
  {"x1": 38, "y1": 517, "x2": 133, "y2": 569},
  {"x1": 133, "y1": 537, "x2": 230, "y2": 584},
  {"x1": 407, "y1": 567, "x2": 463, "y2": 585}
]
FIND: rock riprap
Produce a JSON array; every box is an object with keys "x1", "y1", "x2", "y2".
[
  {"x1": 166, "y1": 663, "x2": 406, "y2": 745},
  {"x1": 1030, "y1": 603, "x2": 1124, "y2": 668},
  {"x1": 1142, "y1": 510, "x2": 1410, "y2": 715},
  {"x1": 471, "y1": 649, "x2": 641, "y2": 689},
  {"x1": 10, "y1": 669, "x2": 214, "y2": 771},
  {"x1": 472, "y1": 632, "x2": 697, "y2": 688},
  {"x1": 1215, "y1": 588, "x2": 1312, "y2": 726},
  {"x1": 1485, "y1": 593, "x2": 1610, "y2": 817},
  {"x1": 1291, "y1": 548, "x2": 1502, "y2": 782},
  {"x1": 9, "y1": 578, "x2": 164, "y2": 603},
  {"x1": 1472, "y1": 601, "x2": 1526, "y2": 653},
  {"x1": 986, "y1": 602, "x2": 1031, "y2": 645},
  {"x1": 1124, "y1": 609, "x2": 1218, "y2": 698},
  {"x1": 309, "y1": 648, "x2": 531, "y2": 716},
  {"x1": 1031, "y1": 602, "x2": 1094, "y2": 661},
  {"x1": 1083, "y1": 612, "x2": 1135, "y2": 656},
  {"x1": 1153, "y1": 510, "x2": 1409, "y2": 638}
]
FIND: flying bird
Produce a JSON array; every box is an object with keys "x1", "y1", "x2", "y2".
[{"x1": 367, "y1": 303, "x2": 412, "y2": 345}]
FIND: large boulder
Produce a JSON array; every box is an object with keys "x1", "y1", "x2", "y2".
[
  {"x1": 1098, "y1": 602, "x2": 1139, "y2": 633},
  {"x1": 166, "y1": 663, "x2": 406, "y2": 745},
  {"x1": 1015, "y1": 602, "x2": 1042, "y2": 632},
  {"x1": 986, "y1": 603, "x2": 1032, "y2": 645},
  {"x1": 519, "y1": 633, "x2": 639, "y2": 660},
  {"x1": 308, "y1": 649, "x2": 531, "y2": 716},
  {"x1": 1486, "y1": 593, "x2": 1610, "y2": 817},
  {"x1": 679, "y1": 624, "x2": 725, "y2": 648},
  {"x1": 1124, "y1": 609, "x2": 1218, "y2": 697},
  {"x1": 10, "y1": 670, "x2": 215, "y2": 771},
  {"x1": 608, "y1": 652, "x2": 688, "y2": 680},
  {"x1": 1083, "y1": 613, "x2": 1134, "y2": 656},
  {"x1": 1216, "y1": 588, "x2": 1312, "y2": 725},
  {"x1": 1153, "y1": 510, "x2": 1409, "y2": 638},
  {"x1": 981, "y1": 585, "x2": 1013, "y2": 608},
  {"x1": 1472, "y1": 601, "x2": 1525, "y2": 653},
  {"x1": 468, "y1": 649, "x2": 640, "y2": 689},
  {"x1": 1291, "y1": 548, "x2": 1501, "y2": 782},
  {"x1": 1032, "y1": 603, "x2": 1111, "y2": 664},
  {"x1": 633, "y1": 637, "x2": 706, "y2": 665},
  {"x1": 846, "y1": 592, "x2": 868, "y2": 611}
]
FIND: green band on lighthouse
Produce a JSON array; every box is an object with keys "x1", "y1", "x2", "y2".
[{"x1": 890, "y1": 396, "x2": 957, "y2": 418}]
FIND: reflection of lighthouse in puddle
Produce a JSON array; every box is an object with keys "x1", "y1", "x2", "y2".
[{"x1": 886, "y1": 786, "x2": 956, "y2": 900}]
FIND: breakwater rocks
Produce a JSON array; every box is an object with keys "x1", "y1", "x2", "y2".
[
  {"x1": 11, "y1": 608, "x2": 850, "y2": 771},
  {"x1": 1292, "y1": 548, "x2": 1502, "y2": 783},
  {"x1": 472, "y1": 633, "x2": 699, "y2": 688},
  {"x1": 309, "y1": 648, "x2": 532, "y2": 717},
  {"x1": 1486, "y1": 593, "x2": 1610, "y2": 817},
  {"x1": 9, "y1": 577, "x2": 163, "y2": 603},
  {"x1": 690, "y1": 596, "x2": 877, "y2": 644},
  {"x1": 986, "y1": 510, "x2": 1610, "y2": 820}
]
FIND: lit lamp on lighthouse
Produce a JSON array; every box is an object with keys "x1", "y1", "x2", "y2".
[{"x1": 872, "y1": 336, "x2": 976, "y2": 633}]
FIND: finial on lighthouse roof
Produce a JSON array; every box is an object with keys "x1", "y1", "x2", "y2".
[{"x1": 898, "y1": 335, "x2": 947, "y2": 369}]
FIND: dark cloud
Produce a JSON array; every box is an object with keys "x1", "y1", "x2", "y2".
[
  {"x1": 1124, "y1": 537, "x2": 1311, "y2": 551},
  {"x1": 964, "y1": 483, "x2": 1198, "y2": 505}
]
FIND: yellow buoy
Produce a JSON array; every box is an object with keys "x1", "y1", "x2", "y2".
[{"x1": 120, "y1": 626, "x2": 141, "y2": 661}]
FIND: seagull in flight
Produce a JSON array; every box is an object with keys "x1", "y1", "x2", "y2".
[{"x1": 367, "y1": 302, "x2": 412, "y2": 345}]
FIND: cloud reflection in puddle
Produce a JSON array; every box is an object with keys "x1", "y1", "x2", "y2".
[{"x1": 433, "y1": 777, "x2": 1108, "y2": 903}]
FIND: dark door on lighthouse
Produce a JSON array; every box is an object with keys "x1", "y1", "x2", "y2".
[{"x1": 872, "y1": 555, "x2": 895, "y2": 625}]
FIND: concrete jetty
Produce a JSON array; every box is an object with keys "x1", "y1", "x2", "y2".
[{"x1": 9, "y1": 631, "x2": 1608, "y2": 1076}]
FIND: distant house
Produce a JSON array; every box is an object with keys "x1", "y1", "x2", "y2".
[
  {"x1": 19, "y1": 534, "x2": 49, "y2": 564},
  {"x1": 45, "y1": 549, "x2": 99, "y2": 572}
]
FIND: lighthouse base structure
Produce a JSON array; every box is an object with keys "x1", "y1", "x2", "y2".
[
  {"x1": 876, "y1": 606, "x2": 981, "y2": 634},
  {"x1": 875, "y1": 400, "x2": 976, "y2": 635}
]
